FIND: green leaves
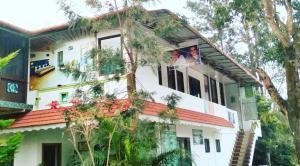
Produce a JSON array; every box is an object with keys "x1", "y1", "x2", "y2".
[
  {"x1": 0, "y1": 133, "x2": 24, "y2": 164},
  {"x1": 253, "y1": 95, "x2": 297, "y2": 165},
  {"x1": 153, "y1": 18, "x2": 183, "y2": 38},
  {"x1": 0, "y1": 119, "x2": 14, "y2": 130},
  {"x1": 0, "y1": 51, "x2": 23, "y2": 164},
  {"x1": 212, "y1": 5, "x2": 231, "y2": 29},
  {"x1": 0, "y1": 50, "x2": 19, "y2": 70}
]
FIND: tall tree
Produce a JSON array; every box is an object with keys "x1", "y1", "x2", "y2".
[
  {"x1": 253, "y1": 95, "x2": 297, "y2": 166},
  {"x1": 57, "y1": 0, "x2": 189, "y2": 165},
  {"x1": 187, "y1": 0, "x2": 300, "y2": 163},
  {"x1": 59, "y1": 0, "x2": 184, "y2": 130}
]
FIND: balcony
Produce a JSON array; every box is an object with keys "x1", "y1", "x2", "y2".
[{"x1": 136, "y1": 66, "x2": 239, "y2": 129}]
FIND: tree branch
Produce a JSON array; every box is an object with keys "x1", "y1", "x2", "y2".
[
  {"x1": 262, "y1": 0, "x2": 290, "y2": 47},
  {"x1": 256, "y1": 67, "x2": 289, "y2": 118},
  {"x1": 285, "y1": 0, "x2": 294, "y2": 36}
]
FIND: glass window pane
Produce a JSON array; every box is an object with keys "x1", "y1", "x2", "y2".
[
  {"x1": 176, "y1": 71, "x2": 184, "y2": 92},
  {"x1": 167, "y1": 66, "x2": 176, "y2": 90}
]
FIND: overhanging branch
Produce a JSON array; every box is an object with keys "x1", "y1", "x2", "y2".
[{"x1": 256, "y1": 67, "x2": 288, "y2": 118}]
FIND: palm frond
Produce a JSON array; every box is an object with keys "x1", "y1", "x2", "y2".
[{"x1": 0, "y1": 50, "x2": 20, "y2": 69}]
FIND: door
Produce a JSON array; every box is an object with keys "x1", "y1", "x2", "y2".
[
  {"x1": 42, "y1": 143, "x2": 61, "y2": 166},
  {"x1": 177, "y1": 137, "x2": 192, "y2": 166}
]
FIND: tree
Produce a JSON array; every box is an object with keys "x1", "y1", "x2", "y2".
[
  {"x1": 56, "y1": 0, "x2": 190, "y2": 165},
  {"x1": 62, "y1": 91, "x2": 187, "y2": 166},
  {"x1": 59, "y1": 0, "x2": 184, "y2": 131},
  {"x1": 187, "y1": 0, "x2": 300, "y2": 163},
  {"x1": 253, "y1": 95, "x2": 297, "y2": 166},
  {"x1": 0, "y1": 50, "x2": 23, "y2": 164}
]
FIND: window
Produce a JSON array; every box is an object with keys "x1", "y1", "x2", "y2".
[
  {"x1": 219, "y1": 83, "x2": 225, "y2": 106},
  {"x1": 98, "y1": 34, "x2": 121, "y2": 50},
  {"x1": 245, "y1": 86, "x2": 254, "y2": 98},
  {"x1": 192, "y1": 129, "x2": 203, "y2": 144},
  {"x1": 42, "y1": 143, "x2": 61, "y2": 166},
  {"x1": 215, "y1": 139, "x2": 221, "y2": 152},
  {"x1": 57, "y1": 51, "x2": 63, "y2": 67},
  {"x1": 60, "y1": 92, "x2": 69, "y2": 103},
  {"x1": 98, "y1": 35, "x2": 122, "y2": 75},
  {"x1": 204, "y1": 75, "x2": 210, "y2": 100},
  {"x1": 210, "y1": 78, "x2": 218, "y2": 103},
  {"x1": 167, "y1": 66, "x2": 185, "y2": 92},
  {"x1": 177, "y1": 137, "x2": 192, "y2": 166},
  {"x1": 228, "y1": 112, "x2": 235, "y2": 124},
  {"x1": 30, "y1": 54, "x2": 36, "y2": 58},
  {"x1": 204, "y1": 138, "x2": 210, "y2": 153},
  {"x1": 167, "y1": 66, "x2": 176, "y2": 90},
  {"x1": 189, "y1": 76, "x2": 201, "y2": 98},
  {"x1": 158, "y1": 65, "x2": 162, "y2": 85},
  {"x1": 176, "y1": 71, "x2": 184, "y2": 92}
]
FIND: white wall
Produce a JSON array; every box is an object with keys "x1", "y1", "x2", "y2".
[
  {"x1": 136, "y1": 66, "x2": 239, "y2": 128},
  {"x1": 13, "y1": 128, "x2": 73, "y2": 166},
  {"x1": 175, "y1": 125, "x2": 236, "y2": 166}
]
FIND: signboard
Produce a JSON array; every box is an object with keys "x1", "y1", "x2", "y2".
[
  {"x1": 7, "y1": 82, "x2": 19, "y2": 94},
  {"x1": 171, "y1": 45, "x2": 201, "y2": 67}
]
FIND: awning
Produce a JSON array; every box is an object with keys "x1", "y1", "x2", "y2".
[
  {"x1": 145, "y1": 9, "x2": 261, "y2": 86},
  {"x1": 0, "y1": 100, "x2": 33, "y2": 114}
]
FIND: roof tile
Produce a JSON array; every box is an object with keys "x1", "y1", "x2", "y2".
[{"x1": 8, "y1": 100, "x2": 233, "y2": 129}]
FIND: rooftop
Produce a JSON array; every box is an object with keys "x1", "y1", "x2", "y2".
[{"x1": 0, "y1": 8, "x2": 261, "y2": 86}]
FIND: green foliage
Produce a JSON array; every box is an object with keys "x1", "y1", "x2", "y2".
[
  {"x1": 0, "y1": 50, "x2": 19, "y2": 69},
  {"x1": 253, "y1": 95, "x2": 297, "y2": 165},
  {"x1": 0, "y1": 133, "x2": 24, "y2": 164},
  {"x1": 0, "y1": 119, "x2": 14, "y2": 130},
  {"x1": 163, "y1": 93, "x2": 181, "y2": 110},
  {"x1": 0, "y1": 50, "x2": 23, "y2": 164},
  {"x1": 153, "y1": 19, "x2": 183, "y2": 38},
  {"x1": 64, "y1": 89, "x2": 187, "y2": 165},
  {"x1": 212, "y1": 5, "x2": 231, "y2": 29}
]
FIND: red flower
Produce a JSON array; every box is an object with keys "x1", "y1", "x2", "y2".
[
  {"x1": 48, "y1": 101, "x2": 59, "y2": 109},
  {"x1": 70, "y1": 98, "x2": 81, "y2": 105}
]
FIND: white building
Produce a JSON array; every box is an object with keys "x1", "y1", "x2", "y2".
[{"x1": 0, "y1": 9, "x2": 261, "y2": 166}]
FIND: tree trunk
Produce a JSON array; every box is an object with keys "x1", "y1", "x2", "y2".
[
  {"x1": 258, "y1": 46, "x2": 300, "y2": 163},
  {"x1": 285, "y1": 47, "x2": 300, "y2": 164},
  {"x1": 266, "y1": 151, "x2": 271, "y2": 166},
  {"x1": 126, "y1": 68, "x2": 139, "y2": 131},
  {"x1": 127, "y1": 72, "x2": 136, "y2": 99}
]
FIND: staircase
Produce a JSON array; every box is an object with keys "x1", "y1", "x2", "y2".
[{"x1": 229, "y1": 130, "x2": 255, "y2": 166}]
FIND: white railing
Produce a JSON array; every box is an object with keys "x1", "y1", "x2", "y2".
[{"x1": 139, "y1": 84, "x2": 240, "y2": 129}]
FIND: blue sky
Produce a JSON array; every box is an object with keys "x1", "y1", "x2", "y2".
[{"x1": 0, "y1": 0, "x2": 191, "y2": 30}]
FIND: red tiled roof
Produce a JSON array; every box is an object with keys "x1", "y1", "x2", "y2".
[
  {"x1": 8, "y1": 100, "x2": 233, "y2": 129},
  {"x1": 9, "y1": 109, "x2": 65, "y2": 128},
  {"x1": 143, "y1": 101, "x2": 234, "y2": 128}
]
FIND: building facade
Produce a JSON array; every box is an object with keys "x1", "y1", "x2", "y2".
[{"x1": 0, "y1": 9, "x2": 261, "y2": 166}]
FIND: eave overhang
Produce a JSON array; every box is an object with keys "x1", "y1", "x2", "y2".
[{"x1": 0, "y1": 8, "x2": 261, "y2": 86}]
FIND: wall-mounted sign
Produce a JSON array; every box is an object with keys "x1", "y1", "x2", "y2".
[
  {"x1": 7, "y1": 82, "x2": 19, "y2": 94},
  {"x1": 192, "y1": 129, "x2": 203, "y2": 144},
  {"x1": 171, "y1": 45, "x2": 201, "y2": 67}
]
